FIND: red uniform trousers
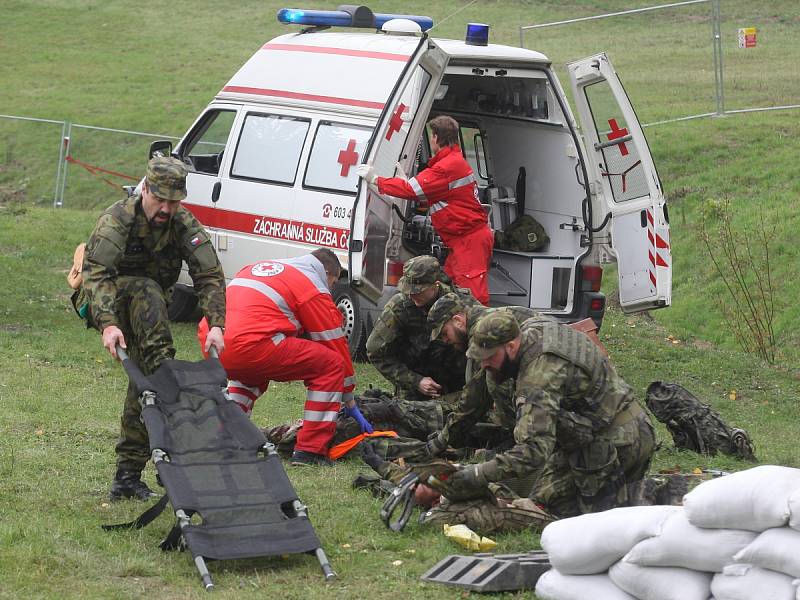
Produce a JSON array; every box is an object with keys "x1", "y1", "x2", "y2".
[
  {"x1": 442, "y1": 224, "x2": 494, "y2": 305},
  {"x1": 198, "y1": 327, "x2": 345, "y2": 455}
]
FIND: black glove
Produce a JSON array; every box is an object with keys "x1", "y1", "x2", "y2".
[{"x1": 360, "y1": 440, "x2": 386, "y2": 471}]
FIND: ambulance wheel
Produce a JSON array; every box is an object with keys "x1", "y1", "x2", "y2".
[
  {"x1": 332, "y1": 282, "x2": 366, "y2": 361},
  {"x1": 168, "y1": 284, "x2": 202, "y2": 322}
]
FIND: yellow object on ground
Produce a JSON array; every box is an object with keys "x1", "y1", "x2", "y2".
[{"x1": 443, "y1": 524, "x2": 497, "y2": 552}]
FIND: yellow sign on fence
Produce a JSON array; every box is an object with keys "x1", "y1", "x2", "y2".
[{"x1": 738, "y1": 27, "x2": 757, "y2": 49}]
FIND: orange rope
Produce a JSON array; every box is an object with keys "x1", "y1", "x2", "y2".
[{"x1": 65, "y1": 155, "x2": 138, "y2": 189}]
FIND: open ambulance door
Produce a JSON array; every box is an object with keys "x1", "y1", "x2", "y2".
[
  {"x1": 567, "y1": 53, "x2": 671, "y2": 312},
  {"x1": 348, "y1": 36, "x2": 448, "y2": 303}
]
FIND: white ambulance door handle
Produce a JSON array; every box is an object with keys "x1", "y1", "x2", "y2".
[
  {"x1": 211, "y1": 181, "x2": 221, "y2": 204},
  {"x1": 594, "y1": 134, "x2": 633, "y2": 152}
]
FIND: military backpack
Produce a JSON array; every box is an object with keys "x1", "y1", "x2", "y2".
[{"x1": 645, "y1": 381, "x2": 756, "y2": 461}]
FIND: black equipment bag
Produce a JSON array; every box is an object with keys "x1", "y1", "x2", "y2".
[{"x1": 645, "y1": 381, "x2": 756, "y2": 461}]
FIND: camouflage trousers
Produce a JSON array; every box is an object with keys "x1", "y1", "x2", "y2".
[
  {"x1": 358, "y1": 457, "x2": 554, "y2": 536},
  {"x1": 420, "y1": 494, "x2": 554, "y2": 536},
  {"x1": 532, "y1": 409, "x2": 656, "y2": 518},
  {"x1": 105, "y1": 277, "x2": 175, "y2": 473},
  {"x1": 265, "y1": 391, "x2": 512, "y2": 460},
  {"x1": 264, "y1": 395, "x2": 448, "y2": 456}
]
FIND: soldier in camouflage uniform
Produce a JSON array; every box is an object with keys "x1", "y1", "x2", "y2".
[
  {"x1": 427, "y1": 292, "x2": 551, "y2": 449},
  {"x1": 427, "y1": 311, "x2": 655, "y2": 518},
  {"x1": 366, "y1": 255, "x2": 475, "y2": 403},
  {"x1": 79, "y1": 157, "x2": 226, "y2": 501}
]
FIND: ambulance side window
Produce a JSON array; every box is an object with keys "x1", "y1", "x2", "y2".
[
  {"x1": 303, "y1": 122, "x2": 372, "y2": 195},
  {"x1": 181, "y1": 110, "x2": 236, "y2": 176},
  {"x1": 459, "y1": 125, "x2": 489, "y2": 182},
  {"x1": 230, "y1": 113, "x2": 310, "y2": 185},
  {"x1": 583, "y1": 81, "x2": 649, "y2": 202}
]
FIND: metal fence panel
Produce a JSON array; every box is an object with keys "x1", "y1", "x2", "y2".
[
  {"x1": 519, "y1": 0, "x2": 800, "y2": 127},
  {"x1": 0, "y1": 116, "x2": 65, "y2": 207}
]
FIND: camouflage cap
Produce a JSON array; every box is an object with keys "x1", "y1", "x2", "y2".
[
  {"x1": 397, "y1": 255, "x2": 442, "y2": 294},
  {"x1": 466, "y1": 310, "x2": 520, "y2": 360},
  {"x1": 427, "y1": 292, "x2": 466, "y2": 341},
  {"x1": 146, "y1": 156, "x2": 188, "y2": 201}
]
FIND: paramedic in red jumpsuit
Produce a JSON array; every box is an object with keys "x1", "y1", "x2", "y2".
[
  {"x1": 197, "y1": 248, "x2": 372, "y2": 466},
  {"x1": 357, "y1": 115, "x2": 493, "y2": 304}
]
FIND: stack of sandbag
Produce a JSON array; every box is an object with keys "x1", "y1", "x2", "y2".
[
  {"x1": 683, "y1": 465, "x2": 800, "y2": 600},
  {"x1": 536, "y1": 505, "x2": 681, "y2": 599},
  {"x1": 535, "y1": 466, "x2": 800, "y2": 600}
]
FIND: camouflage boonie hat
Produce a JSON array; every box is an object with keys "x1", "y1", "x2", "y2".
[
  {"x1": 397, "y1": 255, "x2": 442, "y2": 294},
  {"x1": 466, "y1": 311, "x2": 520, "y2": 360},
  {"x1": 146, "y1": 156, "x2": 188, "y2": 201},
  {"x1": 428, "y1": 292, "x2": 466, "y2": 341}
]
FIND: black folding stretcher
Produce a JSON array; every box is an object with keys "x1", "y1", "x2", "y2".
[{"x1": 104, "y1": 348, "x2": 334, "y2": 590}]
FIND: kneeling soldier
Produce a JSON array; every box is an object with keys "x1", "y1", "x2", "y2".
[{"x1": 429, "y1": 311, "x2": 656, "y2": 518}]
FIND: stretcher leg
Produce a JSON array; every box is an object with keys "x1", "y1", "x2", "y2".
[{"x1": 315, "y1": 547, "x2": 336, "y2": 581}]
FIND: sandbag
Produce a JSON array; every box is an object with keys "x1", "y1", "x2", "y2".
[
  {"x1": 609, "y1": 560, "x2": 712, "y2": 600},
  {"x1": 625, "y1": 510, "x2": 756, "y2": 572},
  {"x1": 733, "y1": 528, "x2": 800, "y2": 578},
  {"x1": 789, "y1": 489, "x2": 800, "y2": 532},
  {"x1": 535, "y1": 568, "x2": 636, "y2": 600},
  {"x1": 711, "y1": 564, "x2": 796, "y2": 600},
  {"x1": 683, "y1": 466, "x2": 800, "y2": 532},
  {"x1": 541, "y1": 505, "x2": 681, "y2": 575}
]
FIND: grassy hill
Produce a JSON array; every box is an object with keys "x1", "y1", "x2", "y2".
[{"x1": 1, "y1": 1, "x2": 800, "y2": 597}]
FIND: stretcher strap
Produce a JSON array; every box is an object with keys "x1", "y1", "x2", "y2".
[{"x1": 101, "y1": 494, "x2": 170, "y2": 531}]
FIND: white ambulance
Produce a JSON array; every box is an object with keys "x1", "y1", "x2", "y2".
[{"x1": 161, "y1": 5, "x2": 672, "y2": 357}]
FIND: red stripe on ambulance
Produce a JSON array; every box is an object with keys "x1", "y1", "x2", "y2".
[
  {"x1": 221, "y1": 86, "x2": 386, "y2": 110},
  {"x1": 184, "y1": 203, "x2": 350, "y2": 251},
  {"x1": 262, "y1": 43, "x2": 410, "y2": 62}
]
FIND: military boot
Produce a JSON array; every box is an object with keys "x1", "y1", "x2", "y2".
[{"x1": 109, "y1": 469, "x2": 158, "y2": 501}]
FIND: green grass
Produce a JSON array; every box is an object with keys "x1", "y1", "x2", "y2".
[
  {"x1": 2, "y1": 0, "x2": 800, "y2": 597},
  {"x1": 3, "y1": 205, "x2": 800, "y2": 599}
]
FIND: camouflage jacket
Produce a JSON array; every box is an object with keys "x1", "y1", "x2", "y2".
[
  {"x1": 440, "y1": 307, "x2": 548, "y2": 442},
  {"x1": 82, "y1": 194, "x2": 226, "y2": 330},
  {"x1": 366, "y1": 282, "x2": 474, "y2": 392},
  {"x1": 449, "y1": 320, "x2": 637, "y2": 485}
]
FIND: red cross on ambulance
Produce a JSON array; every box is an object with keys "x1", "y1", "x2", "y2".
[
  {"x1": 337, "y1": 138, "x2": 359, "y2": 177},
  {"x1": 606, "y1": 118, "x2": 629, "y2": 156},
  {"x1": 385, "y1": 103, "x2": 406, "y2": 141}
]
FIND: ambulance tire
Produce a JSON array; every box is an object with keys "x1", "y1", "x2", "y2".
[
  {"x1": 168, "y1": 284, "x2": 202, "y2": 323},
  {"x1": 332, "y1": 282, "x2": 366, "y2": 361}
]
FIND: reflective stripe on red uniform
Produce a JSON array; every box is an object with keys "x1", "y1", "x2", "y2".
[
  {"x1": 377, "y1": 145, "x2": 487, "y2": 241},
  {"x1": 197, "y1": 254, "x2": 355, "y2": 454},
  {"x1": 377, "y1": 145, "x2": 493, "y2": 304}
]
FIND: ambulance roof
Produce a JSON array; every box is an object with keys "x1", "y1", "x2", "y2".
[{"x1": 217, "y1": 31, "x2": 550, "y2": 117}]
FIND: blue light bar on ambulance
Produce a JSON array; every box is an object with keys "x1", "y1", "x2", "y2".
[
  {"x1": 465, "y1": 23, "x2": 490, "y2": 46},
  {"x1": 277, "y1": 7, "x2": 433, "y2": 31}
]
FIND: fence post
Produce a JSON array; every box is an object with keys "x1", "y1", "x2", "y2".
[
  {"x1": 53, "y1": 121, "x2": 71, "y2": 208},
  {"x1": 711, "y1": 0, "x2": 725, "y2": 116},
  {"x1": 53, "y1": 121, "x2": 68, "y2": 207}
]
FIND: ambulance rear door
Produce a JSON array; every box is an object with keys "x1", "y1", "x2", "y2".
[
  {"x1": 348, "y1": 36, "x2": 448, "y2": 303},
  {"x1": 567, "y1": 52, "x2": 671, "y2": 312}
]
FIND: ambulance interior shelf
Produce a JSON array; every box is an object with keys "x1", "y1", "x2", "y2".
[{"x1": 433, "y1": 70, "x2": 553, "y2": 123}]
